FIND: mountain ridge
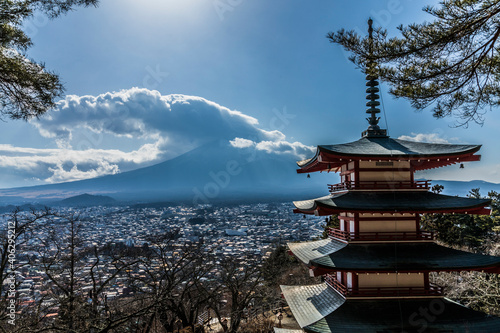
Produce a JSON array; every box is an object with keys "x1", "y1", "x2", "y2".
[
  {"x1": 0, "y1": 141, "x2": 331, "y2": 204},
  {"x1": 0, "y1": 141, "x2": 499, "y2": 205}
]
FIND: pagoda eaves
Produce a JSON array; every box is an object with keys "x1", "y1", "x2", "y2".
[
  {"x1": 293, "y1": 191, "x2": 491, "y2": 216},
  {"x1": 297, "y1": 137, "x2": 481, "y2": 173},
  {"x1": 288, "y1": 238, "x2": 500, "y2": 275}
]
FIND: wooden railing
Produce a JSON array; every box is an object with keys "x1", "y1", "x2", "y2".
[
  {"x1": 327, "y1": 228, "x2": 434, "y2": 242},
  {"x1": 325, "y1": 274, "x2": 444, "y2": 298},
  {"x1": 328, "y1": 180, "x2": 430, "y2": 192},
  {"x1": 324, "y1": 274, "x2": 348, "y2": 296}
]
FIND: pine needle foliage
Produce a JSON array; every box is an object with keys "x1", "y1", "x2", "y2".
[
  {"x1": 328, "y1": 0, "x2": 500, "y2": 126},
  {"x1": 0, "y1": 0, "x2": 98, "y2": 120}
]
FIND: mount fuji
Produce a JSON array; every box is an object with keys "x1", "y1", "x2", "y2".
[
  {"x1": 0, "y1": 141, "x2": 334, "y2": 204},
  {"x1": 2, "y1": 140, "x2": 499, "y2": 205}
]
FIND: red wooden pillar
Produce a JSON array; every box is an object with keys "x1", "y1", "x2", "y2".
[{"x1": 354, "y1": 213, "x2": 360, "y2": 238}]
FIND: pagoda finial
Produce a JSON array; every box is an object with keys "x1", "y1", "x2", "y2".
[{"x1": 362, "y1": 18, "x2": 387, "y2": 138}]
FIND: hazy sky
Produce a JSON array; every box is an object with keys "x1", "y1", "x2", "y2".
[{"x1": 1, "y1": 0, "x2": 499, "y2": 189}]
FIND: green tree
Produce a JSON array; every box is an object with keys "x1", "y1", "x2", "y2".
[
  {"x1": 261, "y1": 244, "x2": 295, "y2": 288},
  {"x1": 421, "y1": 188, "x2": 500, "y2": 252},
  {"x1": 431, "y1": 184, "x2": 444, "y2": 194},
  {"x1": 422, "y1": 188, "x2": 500, "y2": 315},
  {"x1": 1, "y1": 0, "x2": 98, "y2": 120},
  {"x1": 320, "y1": 215, "x2": 340, "y2": 239},
  {"x1": 328, "y1": 0, "x2": 500, "y2": 125}
]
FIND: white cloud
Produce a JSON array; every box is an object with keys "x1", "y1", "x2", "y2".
[
  {"x1": 0, "y1": 142, "x2": 164, "y2": 183},
  {"x1": 230, "y1": 137, "x2": 314, "y2": 160},
  {"x1": 34, "y1": 88, "x2": 281, "y2": 151},
  {"x1": 398, "y1": 133, "x2": 451, "y2": 144},
  {"x1": 0, "y1": 88, "x2": 311, "y2": 185},
  {"x1": 254, "y1": 140, "x2": 314, "y2": 159},
  {"x1": 229, "y1": 138, "x2": 255, "y2": 149},
  {"x1": 46, "y1": 161, "x2": 120, "y2": 183}
]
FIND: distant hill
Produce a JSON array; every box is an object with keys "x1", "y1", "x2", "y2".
[
  {"x1": 431, "y1": 180, "x2": 500, "y2": 197},
  {"x1": 0, "y1": 141, "x2": 332, "y2": 204},
  {"x1": 57, "y1": 193, "x2": 116, "y2": 207},
  {"x1": 0, "y1": 203, "x2": 48, "y2": 214}
]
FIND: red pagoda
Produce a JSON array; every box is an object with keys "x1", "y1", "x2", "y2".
[{"x1": 276, "y1": 20, "x2": 500, "y2": 333}]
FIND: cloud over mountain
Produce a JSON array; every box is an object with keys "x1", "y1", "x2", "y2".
[
  {"x1": 1, "y1": 88, "x2": 311, "y2": 186},
  {"x1": 35, "y1": 88, "x2": 283, "y2": 147}
]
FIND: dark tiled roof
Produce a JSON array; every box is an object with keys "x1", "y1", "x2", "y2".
[
  {"x1": 280, "y1": 284, "x2": 345, "y2": 328},
  {"x1": 293, "y1": 191, "x2": 491, "y2": 214},
  {"x1": 293, "y1": 242, "x2": 500, "y2": 271},
  {"x1": 318, "y1": 137, "x2": 480, "y2": 157},
  {"x1": 282, "y1": 283, "x2": 500, "y2": 332},
  {"x1": 304, "y1": 298, "x2": 500, "y2": 333}
]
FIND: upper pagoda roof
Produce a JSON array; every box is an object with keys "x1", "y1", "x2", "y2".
[
  {"x1": 288, "y1": 239, "x2": 500, "y2": 274},
  {"x1": 281, "y1": 283, "x2": 500, "y2": 332},
  {"x1": 293, "y1": 191, "x2": 491, "y2": 215},
  {"x1": 320, "y1": 137, "x2": 479, "y2": 157},
  {"x1": 297, "y1": 136, "x2": 481, "y2": 173}
]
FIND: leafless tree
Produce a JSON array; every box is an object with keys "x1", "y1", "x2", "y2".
[
  {"x1": 133, "y1": 232, "x2": 213, "y2": 333},
  {"x1": 9, "y1": 211, "x2": 149, "y2": 332}
]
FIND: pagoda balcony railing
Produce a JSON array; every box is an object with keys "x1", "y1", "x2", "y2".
[
  {"x1": 328, "y1": 180, "x2": 430, "y2": 192},
  {"x1": 327, "y1": 228, "x2": 434, "y2": 242},
  {"x1": 325, "y1": 275, "x2": 444, "y2": 298}
]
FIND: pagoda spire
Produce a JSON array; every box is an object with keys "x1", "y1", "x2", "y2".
[{"x1": 362, "y1": 18, "x2": 387, "y2": 138}]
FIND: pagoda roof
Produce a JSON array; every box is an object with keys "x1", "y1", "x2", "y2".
[
  {"x1": 280, "y1": 284, "x2": 345, "y2": 328},
  {"x1": 281, "y1": 284, "x2": 500, "y2": 332},
  {"x1": 293, "y1": 191, "x2": 491, "y2": 215},
  {"x1": 288, "y1": 239, "x2": 500, "y2": 274},
  {"x1": 297, "y1": 137, "x2": 481, "y2": 173},
  {"x1": 288, "y1": 239, "x2": 347, "y2": 266}
]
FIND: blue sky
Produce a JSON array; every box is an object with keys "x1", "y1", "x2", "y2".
[{"x1": 1, "y1": 0, "x2": 499, "y2": 189}]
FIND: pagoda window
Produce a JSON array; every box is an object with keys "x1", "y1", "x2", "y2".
[
  {"x1": 340, "y1": 164, "x2": 355, "y2": 184},
  {"x1": 346, "y1": 272, "x2": 353, "y2": 289},
  {"x1": 338, "y1": 213, "x2": 357, "y2": 234}
]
